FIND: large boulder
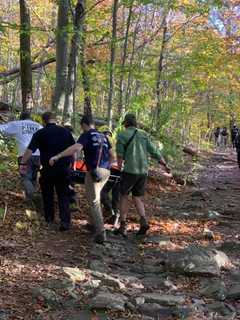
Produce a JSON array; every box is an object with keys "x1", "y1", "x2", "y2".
[
  {"x1": 139, "y1": 303, "x2": 193, "y2": 319},
  {"x1": 0, "y1": 310, "x2": 11, "y2": 320},
  {"x1": 165, "y1": 245, "x2": 231, "y2": 277},
  {"x1": 138, "y1": 293, "x2": 185, "y2": 306},
  {"x1": 199, "y1": 279, "x2": 227, "y2": 301},
  {"x1": 90, "y1": 271, "x2": 125, "y2": 290},
  {"x1": 63, "y1": 267, "x2": 86, "y2": 282},
  {"x1": 206, "y1": 302, "x2": 236, "y2": 319},
  {"x1": 64, "y1": 311, "x2": 108, "y2": 320},
  {"x1": 227, "y1": 284, "x2": 240, "y2": 300},
  {"x1": 90, "y1": 291, "x2": 128, "y2": 311},
  {"x1": 139, "y1": 303, "x2": 174, "y2": 318},
  {"x1": 32, "y1": 288, "x2": 61, "y2": 309}
]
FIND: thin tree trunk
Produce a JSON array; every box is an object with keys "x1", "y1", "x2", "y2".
[
  {"x1": 155, "y1": 16, "x2": 167, "y2": 121},
  {"x1": 35, "y1": 69, "x2": 43, "y2": 108},
  {"x1": 78, "y1": 0, "x2": 92, "y2": 119},
  {"x1": 19, "y1": 0, "x2": 33, "y2": 111},
  {"x1": 52, "y1": 0, "x2": 69, "y2": 112},
  {"x1": 63, "y1": 0, "x2": 84, "y2": 123},
  {"x1": 107, "y1": 0, "x2": 119, "y2": 128},
  {"x1": 118, "y1": 0, "x2": 134, "y2": 115},
  {"x1": 125, "y1": 13, "x2": 141, "y2": 107}
]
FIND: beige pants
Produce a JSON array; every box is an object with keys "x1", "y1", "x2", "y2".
[{"x1": 85, "y1": 168, "x2": 110, "y2": 234}]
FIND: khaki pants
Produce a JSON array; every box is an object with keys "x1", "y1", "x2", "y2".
[{"x1": 85, "y1": 168, "x2": 110, "y2": 235}]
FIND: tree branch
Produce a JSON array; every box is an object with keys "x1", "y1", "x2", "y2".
[{"x1": 0, "y1": 58, "x2": 56, "y2": 84}]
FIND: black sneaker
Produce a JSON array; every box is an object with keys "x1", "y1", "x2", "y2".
[
  {"x1": 136, "y1": 224, "x2": 150, "y2": 236},
  {"x1": 95, "y1": 231, "x2": 106, "y2": 244},
  {"x1": 45, "y1": 221, "x2": 56, "y2": 230},
  {"x1": 114, "y1": 224, "x2": 127, "y2": 238},
  {"x1": 84, "y1": 223, "x2": 96, "y2": 233},
  {"x1": 106, "y1": 212, "x2": 120, "y2": 227},
  {"x1": 59, "y1": 225, "x2": 70, "y2": 232}
]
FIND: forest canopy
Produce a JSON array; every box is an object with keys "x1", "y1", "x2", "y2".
[{"x1": 0, "y1": 0, "x2": 239, "y2": 146}]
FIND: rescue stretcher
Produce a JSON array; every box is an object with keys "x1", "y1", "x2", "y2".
[{"x1": 71, "y1": 160, "x2": 121, "y2": 185}]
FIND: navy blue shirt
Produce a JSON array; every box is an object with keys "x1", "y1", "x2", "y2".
[
  {"x1": 77, "y1": 129, "x2": 111, "y2": 170},
  {"x1": 28, "y1": 123, "x2": 75, "y2": 171}
]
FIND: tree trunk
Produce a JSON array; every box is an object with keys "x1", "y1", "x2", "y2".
[
  {"x1": 107, "y1": 0, "x2": 119, "y2": 128},
  {"x1": 52, "y1": 0, "x2": 69, "y2": 112},
  {"x1": 63, "y1": 0, "x2": 84, "y2": 123},
  {"x1": 19, "y1": 0, "x2": 33, "y2": 111},
  {"x1": 125, "y1": 13, "x2": 141, "y2": 108},
  {"x1": 118, "y1": 0, "x2": 133, "y2": 115},
  {"x1": 78, "y1": 0, "x2": 92, "y2": 119},
  {"x1": 155, "y1": 16, "x2": 167, "y2": 122}
]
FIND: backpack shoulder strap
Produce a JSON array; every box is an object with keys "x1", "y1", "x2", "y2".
[
  {"x1": 124, "y1": 129, "x2": 138, "y2": 156},
  {"x1": 96, "y1": 133, "x2": 104, "y2": 168}
]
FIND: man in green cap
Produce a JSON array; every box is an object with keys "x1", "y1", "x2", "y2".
[{"x1": 115, "y1": 113, "x2": 171, "y2": 237}]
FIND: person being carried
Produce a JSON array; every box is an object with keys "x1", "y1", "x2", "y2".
[
  {"x1": 115, "y1": 113, "x2": 171, "y2": 237},
  {"x1": 20, "y1": 112, "x2": 75, "y2": 231},
  {"x1": 49, "y1": 115, "x2": 114, "y2": 244},
  {"x1": 0, "y1": 111, "x2": 42, "y2": 202}
]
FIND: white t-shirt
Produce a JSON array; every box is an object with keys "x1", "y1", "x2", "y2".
[{"x1": 0, "y1": 120, "x2": 42, "y2": 156}]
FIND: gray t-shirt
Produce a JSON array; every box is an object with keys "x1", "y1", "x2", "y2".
[{"x1": 0, "y1": 120, "x2": 42, "y2": 156}]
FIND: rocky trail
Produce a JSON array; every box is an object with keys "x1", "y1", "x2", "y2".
[{"x1": 1, "y1": 150, "x2": 240, "y2": 319}]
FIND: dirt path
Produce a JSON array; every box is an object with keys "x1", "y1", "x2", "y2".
[{"x1": 0, "y1": 151, "x2": 240, "y2": 319}]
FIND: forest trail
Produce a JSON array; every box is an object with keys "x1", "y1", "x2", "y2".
[{"x1": 1, "y1": 150, "x2": 240, "y2": 319}]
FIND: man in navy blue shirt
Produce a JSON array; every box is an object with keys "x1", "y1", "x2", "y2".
[
  {"x1": 49, "y1": 116, "x2": 114, "y2": 244},
  {"x1": 20, "y1": 112, "x2": 75, "y2": 231}
]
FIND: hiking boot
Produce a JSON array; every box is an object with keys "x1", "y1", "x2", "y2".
[
  {"x1": 114, "y1": 222, "x2": 127, "y2": 238},
  {"x1": 59, "y1": 225, "x2": 70, "y2": 232},
  {"x1": 32, "y1": 193, "x2": 43, "y2": 212},
  {"x1": 106, "y1": 210, "x2": 120, "y2": 227},
  {"x1": 136, "y1": 217, "x2": 150, "y2": 236},
  {"x1": 84, "y1": 223, "x2": 96, "y2": 234},
  {"x1": 136, "y1": 224, "x2": 150, "y2": 236},
  {"x1": 45, "y1": 221, "x2": 57, "y2": 231},
  {"x1": 95, "y1": 231, "x2": 106, "y2": 244}
]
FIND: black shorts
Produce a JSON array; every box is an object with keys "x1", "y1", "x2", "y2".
[{"x1": 120, "y1": 172, "x2": 147, "y2": 197}]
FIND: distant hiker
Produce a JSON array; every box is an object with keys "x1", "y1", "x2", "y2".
[
  {"x1": 49, "y1": 116, "x2": 114, "y2": 244},
  {"x1": 115, "y1": 113, "x2": 171, "y2": 237},
  {"x1": 235, "y1": 132, "x2": 240, "y2": 168},
  {"x1": 20, "y1": 112, "x2": 75, "y2": 231},
  {"x1": 221, "y1": 127, "x2": 228, "y2": 148},
  {"x1": 214, "y1": 127, "x2": 221, "y2": 147},
  {"x1": 231, "y1": 124, "x2": 238, "y2": 149},
  {"x1": 0, "y1": 111, "x2": 42, "y2": 201}
]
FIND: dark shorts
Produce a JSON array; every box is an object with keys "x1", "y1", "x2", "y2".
[{"x1": 120, "y1": 172, "x2": 147, "y2": 197}]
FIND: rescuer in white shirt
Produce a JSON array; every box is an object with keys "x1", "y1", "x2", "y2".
[{"x1": 0, "y1": 111, "x2": 42, "y2": 201}]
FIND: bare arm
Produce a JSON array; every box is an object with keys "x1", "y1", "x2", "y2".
[
  {"x1": 109, "y1": 148, "x2": 115, "y2": 166},
  {"x1": 49, "y1": 143, "x2": 82, "y2": 166},
  {"x1": 21, "y1": 149, "x2": 33, "y2": 164},
  {"x1": 159, "y1": 157, "x2": 171, "y2": 173},
  {"x1": 19, "y1": 149, "x2": 33, "y2": 175},
  {"x1": 117, "y1": 156, "x2": 123, "y2": 170}
]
